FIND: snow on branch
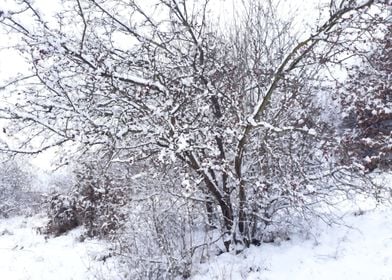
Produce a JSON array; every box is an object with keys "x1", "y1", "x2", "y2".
[
  {"x1": 0, "y1": 138, "x2": 70, "y2": 154},
  {"x1": 247, "y1": 117, "x2": 317, "y2": 136}
]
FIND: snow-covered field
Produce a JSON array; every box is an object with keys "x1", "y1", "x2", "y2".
[
  {"x1": 0, "y1": 215, "x2": 119, "y2": 280},
  {"x1": 1, "y1": 204, "x2": 392, "y2": 279},
  {"x1": 192, "y1": 206, "x2": 392, "y2": 280}
]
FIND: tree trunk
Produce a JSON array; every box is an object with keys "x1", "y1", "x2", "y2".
[{"x1": 238, "y1": 180, "x2": 250, "y2": 247}]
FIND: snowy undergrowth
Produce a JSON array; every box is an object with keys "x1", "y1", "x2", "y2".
[
  {"x1": 1, "y1": 203, "x2": 392, "y2": 280},
  {"x1": 0, "y1": 215, "x2": 120, "y2": 280},
  {"x1": 191, "y1": 205, "x2": 392, "y2": 280},
  {"x1": 1, "y1": 195, "x2": 392, "y2": 280}
]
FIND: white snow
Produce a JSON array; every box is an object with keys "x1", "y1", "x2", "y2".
[
  {"x1": 4, "y1": 203, "x2": 389, "y2": 280},
  {"x1": 1, "y1": 188, "x2": 392, "y2": 280},
  {"x1": 0, "y1": 215, "x2": 119, "y2": 280},
  {"x1": 191, "y1": 206, "x2": 392, "y2": 280}
]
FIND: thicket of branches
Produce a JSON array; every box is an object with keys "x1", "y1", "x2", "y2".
[
  {"x1": 0, "y1": 0, "x2": 391, "y2": 277},
  {"x1": 0, "y1": 158, "x2": 41, "y2": 218},
  {"x1": 340, "y1": 25, "x2": 392, "y2": 172}
]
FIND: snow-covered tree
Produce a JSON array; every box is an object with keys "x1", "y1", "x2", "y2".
[
  {"x1": 0, "y1": 0, "x2": 388, "y2": 253},
  {"x1": 0, "y1": 158, "x2": 36, "y2": 217}
]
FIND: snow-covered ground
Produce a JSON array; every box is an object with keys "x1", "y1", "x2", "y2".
[
  {"x1": 0, "y1": 215, "x2": 119, "y2": 280},
  {"x1": 1, "y1": 204, "x2": 392, "y2": 280},
  {"x1": 192, "y1": 206, "x2": 392, "y2": 280}
]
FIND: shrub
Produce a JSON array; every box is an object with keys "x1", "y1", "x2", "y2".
[
  {"x1": 45, "y1": 163, "x2": 128, "y2": 238},
  {"x1": 45, "y1": 193, "x2": 79, "y2": 236}
]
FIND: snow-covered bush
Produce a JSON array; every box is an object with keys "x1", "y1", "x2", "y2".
[
  {"x1": 73, "y1": 163, "x2": 128, "y2": 238},
  {"x1": 45, "y1": 162, "x2": 128, "y2": 238},
  {"x1": 112, "y1": 169, "x2": 210, "y2": 280},
  {"x1": 340, "y1": 25, "x2": 392, "y2": 172},
  {"x1": 45, "y1": 193, "x2": 79, "y2": 236},
  {"x1": 44, "y1": 159, "x2": 210, "y2": 279}
]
